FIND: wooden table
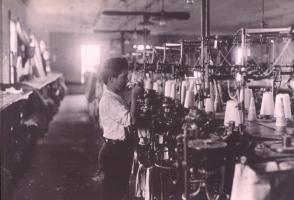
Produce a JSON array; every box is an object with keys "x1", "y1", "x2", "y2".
[
  {"x1": 0, "y1": 90, "x2": 32, "y2": 111},
  {"x1": 21, "y1": 73, "x2": 62, "y2": 90},
  {"x1": 243, "y1": 121, "x2": 294, "y2": 162}
]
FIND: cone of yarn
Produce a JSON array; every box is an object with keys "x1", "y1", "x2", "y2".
[
  {"x1": 181, "y1": 84, "x2": 187, "y2": 105},
  {"x1": 192, "y1": 83, "x2": 198, "y2": 95},
  {"x1": 131, "y1": 71, "x2": 137, "y2": 83},
  {"x1": 210, "y1": 82, "x2": 215, "y2": 101},
  {"x1": 240, "y1": 88, "x2": 253, "y2": 110},
  {"x1": 16, "y1": 56, "x2": 23, "y2": 82},
  {"x1": 170, "y1": 83, "x2": 177, "y2": 99},
  {"x1": 156, "y1": 80, "x2": 163, "y2": 95},
  {"x1": 282, "y1": 94, "x2": 292, "y2": 119},
  {"x1": 164, "y1": 80, "x2": 172, "y2": 97},
  {"x1": 204, "y1": 98, "x2": 215, "y2": 113},
  {"x1": 224, "y1": 100, "x2": 241, "y2": 126},
  {"x1": 274, "y1": 94, "x2": 292, "y2": 120},
  {"x1": 10, "y1": 21, "x2": 18, "y2": 53},
  {"x1": 184, "y1": 89, "x2": 194, "y2": 108},
  {"x1": 260, "y1": 92, "x2": 274, "y2": 116},
  {"x1": 248, "y1": 97, "x2": 257, "y2": 122},
  {"x1": 181, "y1": 81, "x2": 188, "y2": 104},
  {"x1": 145, "y1": 78, "x2": 153, "y2": 90},
  {"x1": 153, "y1": 82, "x2": 159, "y2": 92},
  {"x1": 275, "y1": 97, "x2": 286, "y2": 127},
  {"x1": 214, "y1": 93, "x2": 222, "y2": 113},
  {"x1": 214, "y1": 83, "x2": 223, "y2": 113}
]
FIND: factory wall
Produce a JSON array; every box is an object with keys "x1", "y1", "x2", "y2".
[
  {"x1": 1, "y1": 0, "x2": 49, "y2": 84},
  {"x1": 0, "y1": 0, "x2": 3, "y2": 83},
  {"x1": 49, "y1": 32, "x2": 113, "y2": 83},
  {"x1": 48, "y1": 32, "x2": 195, "y2": 83}
]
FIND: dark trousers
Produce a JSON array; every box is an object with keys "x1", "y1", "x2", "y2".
[{"x1": 100, "y1": 139, "x2": 134, "y2": 200}]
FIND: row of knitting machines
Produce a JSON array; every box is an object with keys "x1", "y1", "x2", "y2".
[{"x1": 129, "y1": 28, "x2": 294, "y2": 200}]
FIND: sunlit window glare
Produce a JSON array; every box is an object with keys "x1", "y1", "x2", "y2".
[{"x1": 81, "y1": 44, "x2": 100, "y2": 83}]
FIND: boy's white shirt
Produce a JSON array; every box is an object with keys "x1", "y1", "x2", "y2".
[{"x1": 99, "y1": 86, "x2": 131, "y2": 141}]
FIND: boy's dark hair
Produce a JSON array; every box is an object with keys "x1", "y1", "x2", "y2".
[{"x1": 100, "y1": 57, "x2": 128, "y2": 84}]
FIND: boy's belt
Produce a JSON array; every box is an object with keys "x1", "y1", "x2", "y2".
[{"x1": 104, "y1": 138, "x2": 127, "y2": 145}]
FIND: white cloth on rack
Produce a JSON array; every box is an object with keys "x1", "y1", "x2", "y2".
[
  {"x1": 145, "y1": 166, "x2": 154, "y2": 200},
  {"x1": 10, "y1": 20, "x2": 18, "y2": 53},
  {"x1": 231, "y1": 164, "x2": 270, "y2": 200},
  {"x1": 134, "y1": 164, "x2": 154, "y2": 200},
  {"x1": 135, "y1": 164, "x2": 146, "y2": 198}
]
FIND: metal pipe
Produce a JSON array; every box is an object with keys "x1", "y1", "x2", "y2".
[
  {"x1": 205, "y1": 0, "x2": 210, "y2": 98},
  {"x1": 244, "y1": 27, "x2": 292, "y2": 34},
  {"x1": 8, "y1": 10, "x2": 12, "y2": 84},
  {"x1": 205, "y1": 0, "x2": 210, "y2": 37},
  {"x1": 180, "y1": 42, "x2": 184, "y2": 65},
  {"x1": 183, "y1": 125, "x2": 189, "y2": 200},
  {"x1": 241, "y1": 28, "x2": 246, "y2": 66},
  {"x1": 201, "y1": 0, "x2": 210, "y2": 95},
  {"x1": 143, "y1": 28, "x2": 147, "y2": 72},
  {"x1": 240, "y1": 28, "x2": 246, "y2": 130},
  {"x1": 201, "y1": 0, "x2": 206, "y2": 91},
  {"x1": 120, "y1": 32, "x2": 125, "y2": 55},
  {"x1": 201, "y1": 0, "x2": 206, "y2": 38}
]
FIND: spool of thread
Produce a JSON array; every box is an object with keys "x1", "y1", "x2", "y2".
[
  {"x1": 156, "y1": 80, "x2": 163, "y2": 95},
  {"x1": 184, "y1": 89, "x2": 194, "y2": 108},
  {"x1": 10, "y1": 21, "x2": 18, "y2": 53},
  {"x1": 265, "y1": 161, "x2": 278, "y2": 172},
  {"x1": 163, "y1": 147, "x2": 169, "y2": 160},
  {"x1": 158, "y1": 135, "x2": 164, "y2": 144},
  {"x1": 224, "y1": 100, "x2": 241, "y2": 126},
  {"x1": 16, "y1": 56, "x2": 23, "y2": 82},
  {"x1": 260, "y1": 92, "x2": 274, "y2": 116},
  {"x1": 192, "y1": 83, "x2": 198, "y2": 95},
  {"x1": 282, "y1": 94, "x2": 292, "y2": 119},
  {"x1": 240, "y1": 88, "x2": 253, "y2": 110},
  {"x1": 282, "y1": 135, "x2": 292, "y2": 148},
  {"x1": 145, "y1": 78, "x2": 153, "y2": 90},
  {"x1": 181, "y1": 81, "x2": 188, "y2": 103},
  {"x1": 275, "y1": 97, "x2": 286, "y2": 127},
  {"x1": 139, "y1": 137, "x2": 145, "y2": 145},
  {"x1": 274, "y1": 94, "x2": 292, "y2": 119},
  {"x1": 248, "y1": 97, "x2": 257, "y2": 122},
  {"x1": 170, "y1": 83, "x2": 177, "y2": 99},
  {"x1": 153, "y1": 82, "x2": 159, "y2": 92},
  {"x1": 164, "y1": 80, "x2": 172, "y2": 97},
  {"x1": 181, "y1": 85, "x2": 187, "y2": 105},
  {"x1": 288, "y1": 79, "x2": 294, "y2": 90},
  {"x1": 204, "y1": 98, "x2": 214, "y2": 113}
]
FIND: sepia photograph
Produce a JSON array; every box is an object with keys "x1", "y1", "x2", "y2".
[{"x1": 1, "y1": 0, "x2": 294, "y2": 199}]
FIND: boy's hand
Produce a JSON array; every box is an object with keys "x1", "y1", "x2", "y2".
[{"x1": 131, "y1": 84, "x2": 144, "y2": 98}]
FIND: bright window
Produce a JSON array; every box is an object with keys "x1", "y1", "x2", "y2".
[{"x1": 81, "y1": 44, "x2": 100, "y2": 82}]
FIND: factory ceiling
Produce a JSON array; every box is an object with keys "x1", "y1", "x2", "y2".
[{"x1": 25, "y1": 0, "x2": 294, "y2": 35}]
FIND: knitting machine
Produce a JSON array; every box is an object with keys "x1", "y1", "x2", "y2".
[
  {"x1": 135, "y1": 85, "x2": 188, "y2": 199},
  {"x1": 172, "y1": 107, "x2": 228, "y2": 200},
  {"x1": 135, "y1": 88, "x2": 186, "y2": 167},
  {"x1": 135, "y1": 86, "x2": 228, "y2": 199},
  {"x1": 131, "y1": 27, "x2": 294, "y2": 199}
]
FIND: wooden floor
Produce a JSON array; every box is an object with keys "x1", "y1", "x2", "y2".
[
  {"x1": 12, "y1": 95, "x2": 102, "y2": 200},
  {"x1": 10, "y1": 94, "x2": 294, "y2": 200}
]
